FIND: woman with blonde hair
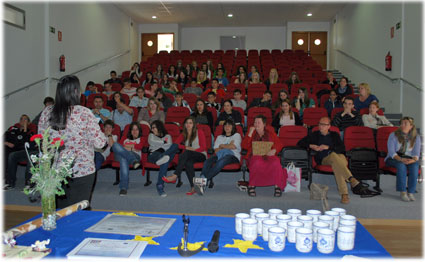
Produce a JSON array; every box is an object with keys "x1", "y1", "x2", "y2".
[
  {"x1": 196, "y1": 70, "x2": 209, "y2": 88},
  {"x1": 137, "y1": 97, "x2": 165, "y2": 125},
  {"x1": 264, "y1": 68, "x2": 279, "y2": 89},
  {"x1": 362, "y1": 101, "x2": 392, "y2": 129},
  {"x1": 354, "y1": 83, "x2": 379, "y2": 110},
  {"x1": 249, "y1": 72, "x2": 262, "y2": 84},
  {"x1": 385, "y1": 117, "x2": 421, "y2": 202}
]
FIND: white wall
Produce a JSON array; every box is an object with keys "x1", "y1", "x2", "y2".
[
  {"x1": 139, "y1": 23, "x2": 180, "y2": 62},
  {"x1": 330, "y1": 2, "x2": 422, "y2": 128},
  {"x1": 4, "y1": 3, "x2": 138, "y2": 131},
  {"x1": 180, "y1": 26, "x2": 286, "y2": 51}
]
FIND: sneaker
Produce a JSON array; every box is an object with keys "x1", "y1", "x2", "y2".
[
  {"x1": 407, "y1": 193, "x2": 416, "y2": 201},
  {"x1": 155, "y1": 155, "x2": 170, "y2": 166},
  {"x1": 341, "y1": 194, "x2": 350, "y2": 204},
  {"x1": 156, "y1": 185, "x2": 167, "y2": 197},
  {"x1": 400, "y1": 192, "x2": 409, "y2": 202},
  {"x1": 193, "y1": 177, "x2": 207, "y2": 196},
  {"x1": 119, "y1": 189, "x2": 127, "y2": 196},
  {"x1": 132, "y1": 161, "x2": 141, "y2": 169}
]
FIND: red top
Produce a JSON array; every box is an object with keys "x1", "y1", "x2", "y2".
[{"x1": 175, "y1": 129, "x2": 206, "y2": 154}]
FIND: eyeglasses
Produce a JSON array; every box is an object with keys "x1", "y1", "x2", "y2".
[{"x1": 318, "y1": 123, "x2": 330, "y2": 126}]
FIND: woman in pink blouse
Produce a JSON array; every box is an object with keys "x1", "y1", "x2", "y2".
[{"x1": 38, "y1": 75, "x2": 106, "y2": 208}]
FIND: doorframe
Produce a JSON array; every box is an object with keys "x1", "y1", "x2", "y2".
[{"x1": 140, "y1": 32, "x2": 175, "y2": 62}]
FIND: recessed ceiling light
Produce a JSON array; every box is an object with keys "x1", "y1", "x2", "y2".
[
  {"x1": 152, "y1": 16, "x2": 157, "y2": 19},
  {"x1": 227, "y1": 13, "x2": 233, "y2": 18},
  {"x1": 232, "y1": 36, "x2": 236, "y2": 39},
  {"x1": 307, "y1": 13, "x2": 312, "y2": 17}
]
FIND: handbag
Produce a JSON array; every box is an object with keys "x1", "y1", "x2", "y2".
[{"x1": 284, "y1": 162, "x2": 301, "y2": 192}]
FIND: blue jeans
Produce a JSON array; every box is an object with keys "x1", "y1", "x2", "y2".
[
  {"x1": 148, "y1": 144, "x2": 179, "y2": 186},
  {"x1": 94, "y1": 152, "x2": 105, "y2": 171},
  {"x1": 201, "y1": 154, "x2": 239, "y2": 180},
  {"x1": 386, "y1": 158, "x2": 419, "y2": 193},
  {"x1": 112, "y1": 143, "x2": 140, "y2": 190}
]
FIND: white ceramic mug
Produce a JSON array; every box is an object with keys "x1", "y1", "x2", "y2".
[
  {"x1": 235, "y1": 213, "x2": 250, "y2": 234},
  {"x1": 242, "y1": 218, "x2": 258, "y2": 241},
  {"x1": 287, "y1": 221, "x2": 303, "y2": 243},
  {"x1": 268, "y1": 227, "x2": 286, "y2": 252},
  {"x1": 268, "y1": 208, "x2": 283, "y2": 220},
  {"x1": 324, "y1": 210, "x2": 340, "y2": 231},
  {"x1": 255, "y1": 213, "x2": 270, "y2": 235},
  {"x1": 276, "y1": 214, "x2": 292, "y2": 236},
  {"x1": 313, "y1": 221, "x2": 330, "y2": 243},
  {"x1": 337, "y1": 226, "x2": 355, "y2": 251},
  {"x1": 317, "y1": 228, "x2": 335, "y2": 254},
  {"x1": 339, "y1": 219, "x2": 356, "y2": 231},
  {"x1": 295, "y1": 227, "x2": 313, "y2": 253},
  {"x1": 297, "y1": 215, "x2": 313, "y2": 230},
  {"x1": 262, "y1": 219, "x2": 278, "y2": 241},
  {"x1": 250, "y1": 208, "x2": 264, "y2": 219},
  {"x1": 331, "y1": 207, "x2": 346, "y2": 217},
  {"x1": 340, "y1": 215, "x2": 356, "y2": 224},
  {"x1": 318, "y1": 215, "x2": 334, "y2": 230},
  {"x1": 287, "y1": 209, "x2": 302, "y2": 221},
  {"x1": 306, "y1": 209, "x2": 321, "y2": 222}
]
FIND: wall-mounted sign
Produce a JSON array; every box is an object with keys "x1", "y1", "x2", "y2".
[
  {"x1": 390, "y1": 27, "x2": 394, "y2": 39},
  {"x1": 58, "y1": 31, "x2": 62, "y2": 41},
  {"x1": 50, "y1": 26, "x2": 55, "y2": 33}
]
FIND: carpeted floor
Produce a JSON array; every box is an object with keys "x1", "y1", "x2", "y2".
[{"x1": 4, "y1": 165, "x2": 422, "y2": 219}]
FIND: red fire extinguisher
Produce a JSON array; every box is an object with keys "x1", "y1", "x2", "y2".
[
  {"x1": 385, "y1": 52, "x2": 392, "y2": 71},
  {"x1": 59, "y1": 55, "x2": 66, "y2": 72}
]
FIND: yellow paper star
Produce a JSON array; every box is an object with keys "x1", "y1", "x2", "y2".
[
  {"x1": 224, "y1": 239, "x2": 264, "y2": 253},
  {"x1": 170, "y1": 238, "x2": 208, "y2": 251},
  {"x1": 111, "y1": 212, "x2": 138, "y2": 216},
  {"x1": 132, "y1": 236, "x2": 160, "y2": 245}
]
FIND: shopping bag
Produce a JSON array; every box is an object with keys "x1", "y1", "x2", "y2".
[{"x1": 284, "y1": 162, "x2": 301, "y2": 192}]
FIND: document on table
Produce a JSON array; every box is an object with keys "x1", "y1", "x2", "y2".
[
  {"x1": 85, "y1": 214, "x2": 176, "y2": 236},
  {"x1": 67, "y1": 238, "x2": 148, "y2": 259}
]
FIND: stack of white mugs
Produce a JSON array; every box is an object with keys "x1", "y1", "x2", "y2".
[{"x1": 235, "y1": 208, "x2": 356, "y2": 253}]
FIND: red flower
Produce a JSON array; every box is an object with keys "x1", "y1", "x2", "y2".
[
  {"x1": 51, "y1": 137, "x2": 64, "y2": 146},
  {"x1": 30, "y1": 134, "x2": 43, "y2": 141}
]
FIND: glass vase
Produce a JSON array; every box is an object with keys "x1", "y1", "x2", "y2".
[{"x1": 41, "y1": 193, "x2": 56, "y2": 231}]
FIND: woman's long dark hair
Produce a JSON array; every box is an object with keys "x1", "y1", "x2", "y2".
[
  {"x1": 49, "y1": 75, "x2": 81, "y2": 130},
  {"x1": 182, "y1": 116, "x2": 198, "y2": 146},
  {"x1": 221, "y1": 119, "x2": 237, "y2": 136},
  {"x1": 193, "y1": 99, "x2": 208, "y2": 115},
  {"x1": 127, "y1": 122, "x2": 142, "y2": 140},
  {"x1": 151, "y1": 120, "x2": 168, "y2": 138}
]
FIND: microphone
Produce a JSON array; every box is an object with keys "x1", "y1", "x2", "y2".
[{"x1": 207, "y1": 230, "x2": 220, "y2": 253}]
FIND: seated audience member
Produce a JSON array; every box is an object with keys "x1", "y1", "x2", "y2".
[
  {"x1": 191, "y1": 60, "x2": 200, "y2": 74},
  {"x1": 234, "y1": 72, "x2": 249, "y2": 88},
  {"x1": 107, "y1": 92, "x2": 123, "y2": 111},
  {"x1": 112, "y1": 98, "x2": 133, "y2": 132},
  {"x1": 94, "y1": 120, "x2": 117, "y2": 171},
  {"x1": 130, "y1": 62, "x2": 143, "y2": 80},
  {"x1": 32, "y1": 96, "x2": 54, "y2": 127},
  {"x1": 111, "y1": 122, "x2": 143, "y2": 196},
  {"x1": 248, "y1": 65, "x2": 258, "y2": 79},
  {"x1": 196, "y1": 70, "x2": 209, "y2": 88},
  {"x1": 176, "y1": 59, "x2": 184, "y2": 74},
  {"x1": 163, "y1": 79, "x2": 179, "y2": 95},
  {"x1": 162, "y1": 116, "x2": 207, "y2": 195},
  {"x1": 3, "y1": 114, "x2": 34, "y2": 190},
  {"x1": 264, "y1": 68, "x2": 280, "y2": 89},
  {"x1": 204, "y1": 78, "x2": 226, "y2": 98},
  {"x1": 297, "y1": 116, "x2": 363, "y2": 204},
  {"x1": 92, "y1": 95, "x2": 111, "y2": 123},
  {"x1": 186, "y1": 64, "x2": 196, "y2": 79},
  {"x1": 207, "y1": 59, "x2": 215, "y2": 74},
  {"x1": 130, "y1": 73, "x2": 140, "y2": 84},
  {"x1": 242, "y1": 115, "x2": 286, "y2": 197},
  {"x1": 191, "y1": 99, "x2": 214, "y2": 131},
  {"x1": 201, "y1": 63, "x2": 211, "y2": 80},
  {"x1": 153, "y1": 64, "x2": 164, "y2": 80},
  {"x1": 160, "y1": 74, "x2": 170, "y2": 89},
  {"x1": 109, "y1": 70, "x2": 122, "y2": 85},
  {"x1": 142, "y1": 72, "x2": 154, "y2": 88},
  {"x1": 324, "y1": 89, "x2": 343, "y2": 116},
  {"x1": 293, "y1": 87, "x2": 315, "y2": 119},
  {"x1": 272, "y1": 99, "x2": 302, "y2": 132},
  {"x1": 272, "y1": 89, "x2": 289, "y2": 112},
  {"x1": 285, "y1": 71, "x2": 301, "y2": 91},
  {"x1": 215, "y1": 68, "x2": 229, "y2": 87},
  {"x1": 184, "y1": 80, "x2": 203, "y2": 97},
  {"x1": 172, "y1": 92, "x2": 192, "y2": 112},
  {"x1": 331, "y1": 96, "x2": 362, "y2": 134},
  {"x1": 236, "y1": 65, "x2": 247, "y2": 78},
  {"x1": 129, "y1": 87, "x2": 149, "y2": 109},
  {"x1": 176, "y1": 70, "x2": 189, "y2": 88},
  {"x1": 248, "y1": 90, "x2": 272, "y2": 109},
  {"x1": 322, "y1": 71, "x2": 337, "y2": 89},
  {"x1": 138, "y1": 97, "x2": 165, "y2": 125},
  {"x1": 385, "y1": 116, "x2": 421, "y2": 202},
  {"x1": 84, "y1": 81, "x2": 98, "y2": 97},
  {"x1": 147, "y1": 120, "x2": 179, "y2": 197},
  {"x1": 120, "y1": 78, "x2": 137, "y2": 97},
  {"x1": 249, "y1": 72, "x2": 262, "y2": 84},
  {"x1": 231, "y1": 89, "x2": 247, "y2": 111},
  {"x1": 362, "y1": 102, "x2": 393, "y2": 129},
  {"x1": 336, "y1": 76, "x2": 353, "y2": 100},
  {"x1": 145, "y1": 80, "x2": 160, "y2": 97},
  {"x1": 205, "y1": 92, "x2": 221, "y2": 112},
  {"x1": 216, "y1": 100, "x2": 242, "y2": 126},
  {"x1": 354, "y1": 83, "x2": 379, "y2": 110},
  {"x1": 213, "y1": 63, "x2": 226, "y2": 78},
  {"x1": 197, "y1": 119, "x2": 242, "y2": 194},
  {"x1": 103, "y1": 80, "x2": 114, "y2": 99},
  {"x1": 155, "y1": 89, "x2": 172, "y2": 112},
  {"x1": 167, "y1": 65, "x2": 178, "y2": 79}
]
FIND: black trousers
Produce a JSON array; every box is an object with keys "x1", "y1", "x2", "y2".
[
  {"x1": 6, "y1": 149, "x2": 34, "y2": 186},
  {"x1": 57, "y1": 173, "x2": 96, "y2": 209},
  {"x1": 174, "y1": 150, "x2": 206, "y2": 187}
]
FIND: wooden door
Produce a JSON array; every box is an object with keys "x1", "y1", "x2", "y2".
[
  {"x1": 310, "y1": 32, "x2": 327, "y2": 69},
  {"x1": 141, "y1": 33, "x2": 157, "y2": 62},
  {"x1": 292, "y1": 32, "x2": 308, "y2": 53}
]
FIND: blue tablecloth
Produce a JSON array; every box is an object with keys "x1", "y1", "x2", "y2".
[{"x1": 15, "y1": 211, "x2": 391, "y2": 258}]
